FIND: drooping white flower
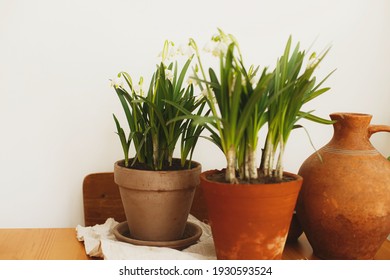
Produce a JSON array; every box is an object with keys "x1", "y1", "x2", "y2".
[
  {"x1": 201, "y1": 88, "x2": 217, "y2": 105},
  {"x1": 176, "y1": 44, "x2": 195, "y2": 58},
  {"x1": 250, "y1": 76, "x2": 258, "y2": 88},
  {"x1": 208, "y1": 29, "x2": 234, "y2": 57},
  {"x1": 186, "y1": 77, "x2": 196, "y2": 86},
  {"x1": 133, "y1": 76, "x2": 144, "y2": 96},
  {"x1": 206, "y1": 41, "x2": 228, "y2": 57},
  {"x1": 110, "y1": 77, "x2": 123, "y2": 88},
  {"x1": 218, "y1": 41, "x2": 229, "y2": 57},
  {"x1": 200, "y1": 88, "x2": 208, "y2": 97},
  {"x1": 167, "y1": 45, "x2": 176, "y2": 61},
  {"x1": 159, "y1": 40, "x2": 176, "y2": 62},
  {"x1": 165, "y1": 69, "x2": 174, "y2": 82},
  {"x1": 202, "y1": 41, "x2": 214, "y2": 53}
]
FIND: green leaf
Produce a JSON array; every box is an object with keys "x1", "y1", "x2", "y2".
[
  {"x1": 113, "y1": 114, "x2": 130, "y2": 167},
  {"x1": 298, "y1": 111, "x2": 335, "y2": 124}
]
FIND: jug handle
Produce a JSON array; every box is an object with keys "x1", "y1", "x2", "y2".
[{"x1": 368, "y1": 125, "x2": 390, "y2": 138}]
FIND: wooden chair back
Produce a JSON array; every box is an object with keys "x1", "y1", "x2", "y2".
[{"x1": 83, "y1": 172, "x2": 208, "y2": 227}]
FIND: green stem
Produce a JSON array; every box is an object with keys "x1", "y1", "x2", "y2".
[
  {"x1": 262, "y1": 133, "x2": 273, "y2": 177},
  {"x1": 152, "y1": 134, "x2": 158, "y2": 170},
  {"x1": 248, "y1": 146, "x2": 258, "y2": 180},
  {"x1": 275, "y1": 141, "x2": 284, "y2": 181},
  {"x1": 190, "y1": 38, "x2": 227, "y2": 154},
  {"x1": 226, "y1": 146, "x2": 238, "y2": 183}
]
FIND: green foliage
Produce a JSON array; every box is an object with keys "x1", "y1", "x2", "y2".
[
  {"x1": 207, "y1": 45, "x2": 273, "y2": 183},
  {"x1": 112, "y1": 42, "x2": 205, "y2": 170},
  {"x1": 192, "y1": 31, "x2": 335, "y2": 183},
  {"x1": 262, "y1": 36, "x2": 335, "y2": 180},
  {"x1": 189, "y1": 30, "x2": 273, "y2": 183},
  {"x1": 111, "y1": 32, "x2": 335, "y2": 182}
]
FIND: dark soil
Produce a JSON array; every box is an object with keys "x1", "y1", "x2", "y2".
[
  {"x1": 207, "y1": 170, "x2": 296, "y2": 184},
  {"x1": 119, "y1": 158, "x2": 198, "y2": 171}
]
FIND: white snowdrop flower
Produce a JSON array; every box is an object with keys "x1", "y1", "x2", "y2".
[
  {"x1": 133, "y1": 83, "x2": 140, "y2": 94},
  {"x1": 201, "y1": 88, "x2": 209, "y2": 98},
  {"x1": 201, "y1": 88, "x2": 217, "y2": 104},
  {"x1": 186, "y1": 77, "x2": 197, "y2": 86},
  {"x1": 202, "y1": 41, "x2": 214, "y2": 53},
  {"x1": 221, "y1": 35, "x2": 233, "y2": 46},
  {"x1": 212, "y1": 41, "x2": 228, "y2": 57},
  {"x1": 110, "y1": 77, "x2": 123, "y2": 88},
  {"x1": 165, "y1": 69, "x2": 174, "y2": 82},
  {"x1": 160, "y1": 40, "x2": 176, "y2": 62},
  {"x1": 167, "y1": 46, "x2": 176, "y2": 61},
  {"x1": 250, "y1": 76, "x2": 258, "y2": 88},
  {"x1": 133, "y1": 82, "x2": 143, "y2": 96},
  {"x1": 212, "y1": 30, "x2": 233, "y2": 46},
  {"x1": 176, "y1": 44, "x2": 185, "y2": 55},
  {"x1": 177, "y1": 44, "x2": 194, "y2": 58}
]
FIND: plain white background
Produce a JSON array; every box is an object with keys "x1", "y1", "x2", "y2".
[{"x1": 0, "y1": 0, "x2": 389, "y2": 228}]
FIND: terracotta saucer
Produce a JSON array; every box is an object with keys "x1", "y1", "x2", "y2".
[{"x1": 113, "y1": 221, "x2": 202, "y2": 250}]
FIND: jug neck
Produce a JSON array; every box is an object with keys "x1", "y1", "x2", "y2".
[{"x1": 329, "y1": 113, "x2": 373, "y2": 150}]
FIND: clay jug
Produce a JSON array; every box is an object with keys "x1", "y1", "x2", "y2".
[{"x1": 296, "y1": 112, "x2": 390, "y2": 259}]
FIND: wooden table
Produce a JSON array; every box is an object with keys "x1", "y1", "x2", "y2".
[
  {"x1": 0, "y1": 228, "x2": 389, "y2": 260},
  {"x1": 0, "y1": 228, "x2": 89, "y2": 260}
]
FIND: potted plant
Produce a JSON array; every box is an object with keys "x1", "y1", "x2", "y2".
[
  {"x1": 190, "y1": 30, "x2": 334, "y2": 259},
  {"x1": 111, "y1": 41, "x2": 205, "y2": 242}
]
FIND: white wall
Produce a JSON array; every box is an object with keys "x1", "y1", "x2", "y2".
[{"x1": 0, "y1": 0, "x2": 389, "y2": 228}]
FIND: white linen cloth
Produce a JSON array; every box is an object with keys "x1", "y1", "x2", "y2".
[{"x1": 76, "y1": 215, "x2": 216, "y2": 260}]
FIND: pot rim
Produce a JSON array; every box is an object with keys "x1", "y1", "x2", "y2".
[
  {"x1": 330, "y1": 112, "x2": 372, "y2": 119},
  {"x1": 114, "y1": 159, "x2": 202, "y2": 175},
  {"x1": 200, "y1": 169, "x2": 302, "y2": 187}
]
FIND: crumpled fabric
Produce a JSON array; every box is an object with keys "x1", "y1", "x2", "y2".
[{"x1": 76, "y1": 215, "x2": 216, "y2": 260}]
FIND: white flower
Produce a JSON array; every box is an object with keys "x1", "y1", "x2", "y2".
[
  {"x1": 186, "y1": 77, "x2": 196, "y2": 86},
  {"x1": 200, "y1": 88, "x2": 217, "y2": 104},
  {"x1": 133, "y1": 77, "x2": 144, "y2": 96},
  {"x1": 133, "y1": 84, "x2": 141, "y2": 94},
  {"x1": 201, "y1": 88, "x2": 209, "y2": 98},
  {"x1": 203, "y1": 40, "x2": 227, "y2": 57},
  {"x1": 159, "y1": 40, "x2": 176, "y2": 62},
  {"x1": 165, "y1": 69, "x2": 174, "y2": 82},
  {"x1": 202, "y1": 41, "x2": 214, "y2": 53},
  {"x1": 167, "y1": 46, "x2": 176, "y2": 60},
  {"x1": 176, "y1": 44, "x2": 194, "y2": 58},
  {"x1": 110, "y1": 77, "x2": 123, "y2": 88},
  {"x1": 208, "y1": 30, "x2": 234, "y2": 57},
  {"x1": 250, "y1": 76, "x2": 258, "y2": 88}
]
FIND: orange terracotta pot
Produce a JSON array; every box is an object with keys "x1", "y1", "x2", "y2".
[
  {"x1": 114, "y1": 159, "x2": 201, "y2": 241},
  {"x1": 200, "y1": 170, "x2": 302, "y2": 259},
  {"x1": 296, "y1": 113, "x2": 390, "y2": 259}
]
